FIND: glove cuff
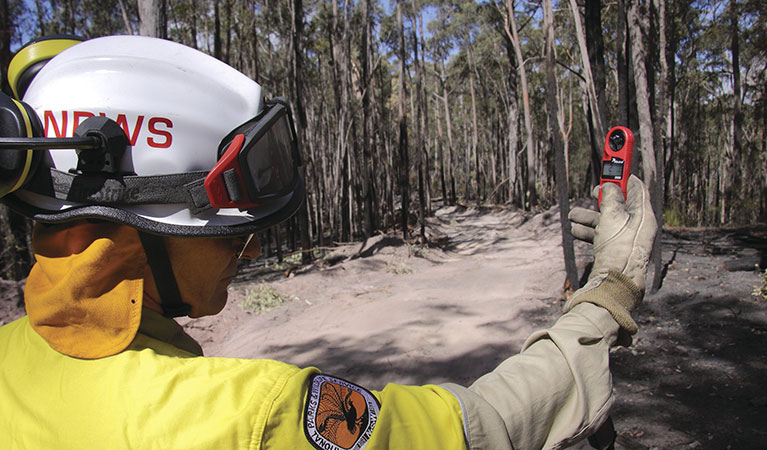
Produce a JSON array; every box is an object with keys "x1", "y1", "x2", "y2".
[{"x1": 564, "y1": 271, "x2": 642, "y2": 344}]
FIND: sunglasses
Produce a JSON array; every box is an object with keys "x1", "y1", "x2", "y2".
[{"x1": 236, "y1": 233, "x2": 262, "y2": 259}]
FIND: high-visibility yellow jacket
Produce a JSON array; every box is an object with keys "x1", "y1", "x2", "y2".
[
  {"x1": 2, "y1": 300, "x2": 623, "y2": 450},
  {"x1": 0, "y1": 311, "x2": 467, "y2": 450}
]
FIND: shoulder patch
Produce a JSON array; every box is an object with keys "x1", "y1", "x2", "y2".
[{"x1": 304, "y1": 374, "x2": 380, "y2": 450}]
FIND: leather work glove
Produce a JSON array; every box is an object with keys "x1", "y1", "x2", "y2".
[{"x1": 565, "y1": 175, "x2": 658, "y2": 345}]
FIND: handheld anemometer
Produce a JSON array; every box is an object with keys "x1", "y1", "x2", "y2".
[{"x1": 599, "y1": 126, "x2": 634, "y2": 206}]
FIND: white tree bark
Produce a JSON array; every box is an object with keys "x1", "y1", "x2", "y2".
[{"x1": 137, "y1": 0, "x2": 166, "y2": 38}]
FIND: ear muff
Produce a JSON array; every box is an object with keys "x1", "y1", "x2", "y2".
[
  {"x1": 8, "y1": 35, "x2": 84, "y2": 99},
  {"x1": 0, "y1": 93, "x2": 43, "y2": 198}
]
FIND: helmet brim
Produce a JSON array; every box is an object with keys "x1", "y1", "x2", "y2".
[{"x1": 3, "y1": 176, "x2": 305, "y2": 237}]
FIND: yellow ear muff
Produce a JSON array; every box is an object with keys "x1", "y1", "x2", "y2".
[
  {"x1": 8, "y1": 36, "x2": 84, "y2": 99},
  {"x1": 0, "y1": 94, "x2": 43, "y2": 198},
  {"x1": 9, "y1": 99, "x2": 34, "y2": 193}
]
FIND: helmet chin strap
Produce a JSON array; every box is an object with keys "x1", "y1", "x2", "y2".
[{"x1": 137, "y1": 231, "x2": 192, "y2": 318}]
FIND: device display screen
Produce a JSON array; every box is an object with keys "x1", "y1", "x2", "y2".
[{"x1": 602, "y1": 160, "x2": 624, "y2": 179}]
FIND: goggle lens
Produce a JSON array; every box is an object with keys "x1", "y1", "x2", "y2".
[
  {"x1": 244, "y1": 113, "x2": 294, "y2": 197},
  {"x1": 204, "y1": 99, "x2": 300, "y2": 210}
]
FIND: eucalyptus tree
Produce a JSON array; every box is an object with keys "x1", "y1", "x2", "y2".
[
  {"x1": 410, "y1": 0, "x2": 428, "y2": 239},
  {"x1": 503, "y1": 0, "x2": 537, "y2": 209},
  {"x1": 544, "y1": 0, "x2": 577, "y2": 288},
  {"x1": 138, "y1": 0, "x2": 167, "y2": 38},
  {"x1": 426, "y1": 5, "x2": 457, "y2": 205},
  {"x1": 396, "y1": 0, "x2": 409, "y2": 240},
  {"x1": 568, "y1": 0, "x2": 606, "y2": 188},
  {"x1": 486, "y1": 2, "x2": 522, "y2": 206}
]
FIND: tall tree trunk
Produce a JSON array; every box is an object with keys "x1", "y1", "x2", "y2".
[
  {"x1": 617, "y1": 0, "x2": 631, "y2": 127},
  {"x1": 468, "y1": 57, "x2": 480, "y2": 204},
  {"x1": 117, "y1": 0, "x2": 134, "y2": 35},
  {"x1": 417, "y1": 6, "x2": 431, "y2": 217},
  {"x1": 435, "y1": 92, "x2": 448, "y2": 204},
  {"x1": 729, "y1": 2, "x2": 743, "y2": 222},
  {"x1": 505, "y1": 0, "x2": 536, "y2": 209},
  {"x1": 557, "y1": 81, "x2": 574, "y2": 183},
  {"x1": 341, "y1": 145, "x2": 351, "y2": 241},
  {"x1": 569, "y1": 0, "x2": 606, "y2": 190},
  {"x1": 658, "y1": 0, "x2": 669, "y2": 202},
  {"x1": 585, "y1": 0, "x2": 607, "y2": 130},
  {"x1": 646, "y1": 0, "x2": 668, "y2": 292},
  {"x1": 223, "y1": 0, "x2": 232, "y2": 64},
  {"x1": 335, "y1": 1, "x2": 351, "y2": 242},
  {"x1": 412, "y1": 1, "x2": 426, "y2": 240},
  {"x1": 138, "y1": 0, "x2": 167, "y2": 38},
  {"x1": 544, "y1": 0, "x2": 578, "y2": 289},
  {"x1": 397, "y1": 0, "x2": 410, "y2": 240},
  {"x1": 290, "y1": 0, "x2": 312, "y2": 263},
  {"x1": 584, "y1": 0, "x2": 608, "y2": 188},
  {"x1": 213, "y1": 0, "x2": 222, "y2": 60},
  {"x1": 508, "y1": 95, "x2": 520, "y2": 206},
  {"x1": 189, "y1": 0, "x2": 199, "y2": 49},
  {"x1": 500, "y1": 21, "x2": 520, "y2": 205},
  {"x1": 247, "y1": 0, "x2": 258, "y2": 79},
  {"x1": 663, "y1": 0, "x2": 678, "y2": 205},
  {"x1": 440, "y1": 61, "x2": 456, "y2": 205},
  {"x1": 628, "y1": 0, "x2": 663, "y2": 292},
  {"x1": 290, "y1": 0, "x2": 306, "y2": 129},
  {"x1": 360, "y1": 0, "x2": 375, "y2": 237},
  {"x1": 325, "y1": 1, "x2": 342, "y2": 241}
]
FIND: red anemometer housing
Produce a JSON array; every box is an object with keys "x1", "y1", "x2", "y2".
[{"x1": 599, "y1": 126, "x2": 634, "y2": 206}]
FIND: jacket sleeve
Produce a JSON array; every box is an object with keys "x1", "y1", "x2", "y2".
[{"x1": 442, "y1": 302, "x2": 620, "y2": 450}]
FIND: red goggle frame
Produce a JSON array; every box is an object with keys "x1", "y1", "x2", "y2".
[{"x1": 204, "y1": 98, "x2": 300, "y2": 209}]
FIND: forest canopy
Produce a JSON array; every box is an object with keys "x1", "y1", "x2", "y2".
[{"x1": 0, "y1": 0, "x2": 764, "y2": 282}]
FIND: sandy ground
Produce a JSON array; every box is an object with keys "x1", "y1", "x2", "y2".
[
  {"x1": 182, "y1": 205, "x2": 571, "y2": 390},
  {"x1": 2, "y1": 204, "x2": 765, "y2": 449},
  {"x1": 178, "y1": 204, "x2": 767, "y2": 450}
]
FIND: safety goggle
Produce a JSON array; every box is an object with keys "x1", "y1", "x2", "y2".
[{"x1": 204, "y1": 98, "x2": 301, "y2": 210}]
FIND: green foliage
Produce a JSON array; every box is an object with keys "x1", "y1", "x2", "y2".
[
  {"x1": 664, "y1": 206, "x2": 692, "y2": 228},
  {"x1": 386, "y1": 262, "x2": 413, "y2": 275},
  {"x1": 407, "y1": 243, "x2": 427, "y2": 258},
  {"x1": 239, "y1": 283, "x2": 296, "y2": 313},
  {"x1": 262, "y1": 251, "x2": 304, "y2": 272},
  {"x1": 753, "y1": 269, "x2": 767, "y2": 301}
]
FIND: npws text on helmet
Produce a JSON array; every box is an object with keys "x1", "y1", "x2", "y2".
[{"x1": 44, "y1": 110, "x2": 173, "y2": 148}]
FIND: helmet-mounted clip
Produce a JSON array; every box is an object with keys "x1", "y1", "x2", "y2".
[{"x1": 73, "y1": 116, "x2": 130, "y2": 174}]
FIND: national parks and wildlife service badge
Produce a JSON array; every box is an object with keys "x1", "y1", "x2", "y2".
[{"x1": 304, "y1": 374, "x2": 380, "y2": 450}]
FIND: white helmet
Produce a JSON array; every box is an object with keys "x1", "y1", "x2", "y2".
[{"x1": 2, "y1": 35, "x2": 304, "y2": 237}]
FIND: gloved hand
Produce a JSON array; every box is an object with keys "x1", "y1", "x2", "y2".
[{"x1": 564, "y1": 175, "x2": 657, "y2": 345}]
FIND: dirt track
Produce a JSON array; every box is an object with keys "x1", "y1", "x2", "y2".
[{"x1": 180, "y1": 206, "x2": 767, "y2": 450}]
